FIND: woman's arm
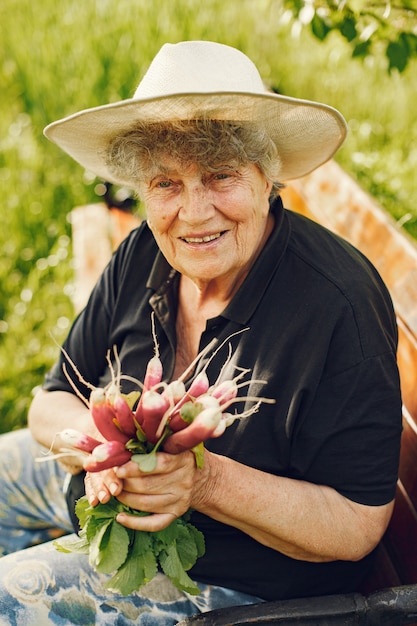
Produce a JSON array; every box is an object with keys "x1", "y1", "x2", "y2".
[
  {"x1": 193, "y1": 451, "x2": 394, "y2": 562},
  {"x1": 28, "y1": 389, "x2": 102, "y2": 474}
]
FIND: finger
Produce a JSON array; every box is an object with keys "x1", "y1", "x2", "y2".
[
  {"x1": 84, "y1": 473, "x2": 101, "y2": 506},
  {"x1": 115, "y1": 451, "x2": 194, "y2": 478},
  {"x1": 121, "y1": 471, "x2": 194, "y2": 499},
  {"x1": 85, "y1": 470, "x2": 123, "y2": 505},
  {"x1": 116, "y1": 482, "x2": 193, "y2": 521},
  {"x1": 116, "y1": 511, "x2": 177, "y2": 532}
]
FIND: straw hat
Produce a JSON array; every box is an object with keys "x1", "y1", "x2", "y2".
[{"x1": 44, "y1": 40, "x2": 347, "y2": 184}]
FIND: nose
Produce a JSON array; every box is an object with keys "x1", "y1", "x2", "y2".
[{"x1": 178, "y1": 182, "x2": 216, "y2": 224}]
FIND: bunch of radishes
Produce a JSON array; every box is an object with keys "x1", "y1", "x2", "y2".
[{"x1": 54, "y1": 330, "x2": 274, "y2": 473}]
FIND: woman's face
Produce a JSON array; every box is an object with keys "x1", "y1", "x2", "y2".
[{"x1": 140, "y1": 157, "x2": 273, "y2": 288}]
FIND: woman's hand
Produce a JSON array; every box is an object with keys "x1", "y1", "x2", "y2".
[
  {"x1": 84, "y1": 467, "x2": 124, "y2": 506},
  {"x1": 84, "y1": 449, "x2": 209, "y2": 532},
  {"x1": 115, "y1": 450, "x2": 201, "y2": 531}
]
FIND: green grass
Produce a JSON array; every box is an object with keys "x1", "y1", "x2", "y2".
[{"x1": 1, "y1": 0, "x2": 416, "y2": 431}]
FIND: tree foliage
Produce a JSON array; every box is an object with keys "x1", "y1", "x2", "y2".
[{"x1": 284, "y1": 1, "x2": 417, "y2": 72}]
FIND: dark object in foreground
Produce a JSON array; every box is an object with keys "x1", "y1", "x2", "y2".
[{"x1": 178, "y1": 585, "x2": 417, "y2": 625}]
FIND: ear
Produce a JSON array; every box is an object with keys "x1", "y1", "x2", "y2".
[
  {"x1": 261, "y1": 178, "x2": 274, "y2": 217},
  {"x1": 265, "y1": 178, "x2": 273, "y2": 196}
]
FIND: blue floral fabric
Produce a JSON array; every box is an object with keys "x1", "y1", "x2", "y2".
[{"x1": 0, "y1": 429, "x2": 262, "y2": 624}]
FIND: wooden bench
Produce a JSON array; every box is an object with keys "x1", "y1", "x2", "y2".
[
  {"x1": 72, "y1": 164, "x2": 417, "y2": 624},
  {"x1": 283, "y1": 160, "x2": 417, "y2": 595},
  {"x1": 71, "y1": 202, "x2": 141, "y2": 312}
]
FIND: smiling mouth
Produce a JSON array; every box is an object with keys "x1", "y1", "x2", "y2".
[{"x1": 182, "y1": 232, "x2": 223, "y2": 244}]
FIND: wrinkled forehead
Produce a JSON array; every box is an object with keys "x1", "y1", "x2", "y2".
[
  {"x1": 148, "y1": 157, "x2": 198, "y2": 175},
  {"x1": 141, "y1": 154, "x2": 241, "y2": 180}
]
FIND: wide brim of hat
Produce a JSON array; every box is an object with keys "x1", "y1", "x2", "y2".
[{"x1": 44, "y1": 91, "x2": 347, "y2": 185}]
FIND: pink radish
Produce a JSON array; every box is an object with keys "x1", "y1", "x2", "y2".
[
  {"x1": 143, "y1": 355, "x2": 163, "y2": 392},
  {"x1": 163, "y1": 380, "x2": 186, "y2": 405},
  {"x1": 91, "y1": 440, "x2": 128, "y2": 461},
  {"x1": 193, "y1": 394, "x2": 220, "y2": 410},
  {"x1": 168, "y1": 402, "x2": 198, "y2": 433},
  {"x1": 173, "y1": 372, "x2": 210, "y2": 412},
  {"x1": 163, "y1": 406, "x2": 222, "y2": 454},
  {"x1": 167, "y1": 410, "x2": 190, "y2": 432},
  {"x1": 134, "y1": 354, "x2": 164, "y2": 427},
  {"x1": 90, "y1": 388, "x2": 130, "y2": 444},
  {"x1": 112, "y1": 393, "x2": 137, "y2": 438},
  {"x1": 53, "y1": 330, "x2": 276, "y2": 475},
  {"x1": 168, "y1": 394, "x2": 219, "y2": 432},
  {"x1": 211, "y1": 379, "x2": 238, "y2": 405},
  {"x1": 134, "y1": 401, "x2": 144, "y2": 426},
  {"x1": 59, "y1": 428, "x2": 102, "y2": 453},
  {"x1": 83, "y1": 440, "x2": 132, "y2": 472},
  {"x1": 140, "y1": 390, "x2": 170, "y2": 444},
  {"x1": 154, "y1": 373, "x2": 209, "y2": 439},
  {"x1": 186, "y1": 371, "x2": 210, "y2": 400},
  {"x1": 165, "y1": 371, "x2": 210, "y2": 430}
]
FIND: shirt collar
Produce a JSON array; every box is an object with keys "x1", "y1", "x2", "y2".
[{"x1": 222, "y1": 196, "x2": 290, "y2": 324}]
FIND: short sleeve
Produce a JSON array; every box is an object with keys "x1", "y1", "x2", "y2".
[{"x1": 290, "y1": 351, "x2": 402, "y2": 506}]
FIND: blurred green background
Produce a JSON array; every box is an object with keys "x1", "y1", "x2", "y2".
[{"x1": 1, "y1": 0, "x2": 416, "y2": 432}]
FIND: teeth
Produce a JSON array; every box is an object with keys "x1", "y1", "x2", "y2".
[{"x1": 184, "y1": 233, "x2": 221, "y2": 243}]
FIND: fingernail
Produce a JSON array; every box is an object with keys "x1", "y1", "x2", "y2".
[
  {"x1": 110, "y1": 482, "x2": 119, "y2": 495},
  {"x1": 98, "y1": 490, "x2": 107, "y2": 501}
]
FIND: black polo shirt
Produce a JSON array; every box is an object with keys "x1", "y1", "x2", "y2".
[{"x1": 44, "y1": 197, "x2": 402, "y2": 601}]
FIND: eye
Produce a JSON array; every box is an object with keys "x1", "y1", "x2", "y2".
[
  {"x1": 156, "y1": 180, "x2": 172, "y2": 188},
  {"x1": 214, "y1": 172, "x2": 230, "y2": 180}
]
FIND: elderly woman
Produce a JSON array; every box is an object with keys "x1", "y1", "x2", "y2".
[{"x1": 0, "y1": 41, "x2": 402, "y2": 624}]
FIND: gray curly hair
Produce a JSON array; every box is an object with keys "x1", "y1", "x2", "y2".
[{"x1": 106, "y1": 118, "x2": 283, "y2": 199}]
